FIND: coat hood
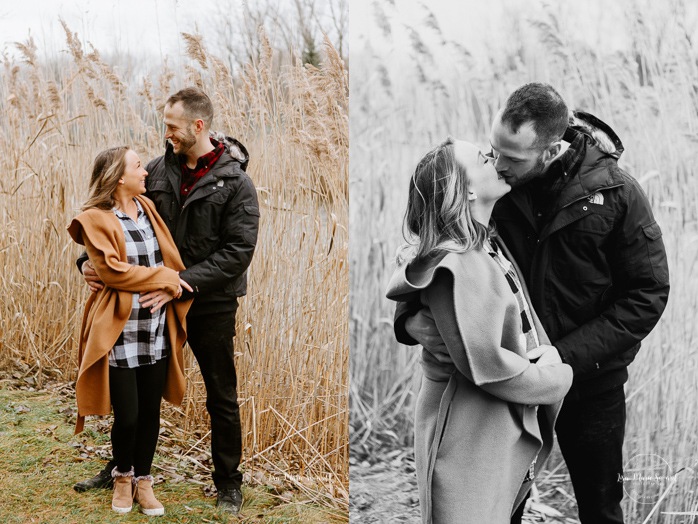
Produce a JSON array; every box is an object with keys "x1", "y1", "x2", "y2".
[
  {"x1": 547, "y1": 111, "x2": 627, "y2": 210},
  {"x1": 567, "y1": 111, "x2": 624, "y2": 159},
  {"x1": 163, "y1": 131, "x2": 249, "y2": 172},
  {"x1": 209, "y1": 131, "x2": 249, "y2": 171}
]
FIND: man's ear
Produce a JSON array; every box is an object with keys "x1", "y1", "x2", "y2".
[
  {"x1": 543, "y1": 141, "x2": 562, "y2": 164},
  {"x1": 194, "y1": 119, "x2": 206, "y2": 134}
]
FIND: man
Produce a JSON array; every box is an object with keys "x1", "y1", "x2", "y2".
[
  {"x1": 75, "y1": 87, "x2": 259, "y2": 514},
  {"x1": 395, "y1": 83, "x2": 669, "y2": 523}
]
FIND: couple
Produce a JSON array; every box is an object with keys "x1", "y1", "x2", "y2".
[
  {"x1": 387, "y1": 83, "x2": 670, "y2": 523},
  {"x1": 67, "y1": 87, "x2": 259, "y2": 516}
]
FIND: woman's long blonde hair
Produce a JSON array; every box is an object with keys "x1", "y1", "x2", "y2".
[
  {"x1": 399, "y1": 137, "x2": 492, "y2": 264},
  {"x1": 81, "y1": 146, "x2": 130, "y2": 211}
]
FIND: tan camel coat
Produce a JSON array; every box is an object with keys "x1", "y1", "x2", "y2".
[
  {"x1": 386, "y1": 242, "x2": 573, "y2": 523},
  {"x1": 68, "y1": 195, "x2": 191, "y2": 433}
]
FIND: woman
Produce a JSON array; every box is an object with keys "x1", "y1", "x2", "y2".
[
  {"x1": 386, "y1": 138, "x2": 573, "y2": 523},
  {"x1": 68, "y1": 147, "x2": 192, "y2": 516}
]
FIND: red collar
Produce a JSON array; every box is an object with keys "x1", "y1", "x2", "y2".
[{"x1": 179, "y1": 140, "x2": 225, "y2": 199}]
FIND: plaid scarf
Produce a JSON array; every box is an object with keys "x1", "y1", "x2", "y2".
[{"x1": 484, "y1": 239, "x2": 540, "y2": 352}]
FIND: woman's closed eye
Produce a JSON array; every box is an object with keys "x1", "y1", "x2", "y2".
[{"x1": 487, "y1": 149, "x2": 524, "y2": 164}]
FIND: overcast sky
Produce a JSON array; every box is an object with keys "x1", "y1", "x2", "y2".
[
  {"x1": 0, "y1": 0, "x2": 221, "y2": 60},
  {"x1": 0, "y1": 0, "x2": 345, "y2": 63}
]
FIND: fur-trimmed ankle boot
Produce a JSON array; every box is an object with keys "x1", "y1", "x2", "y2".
[
  {"x1": 133, "y1": 475, "x2": 165, "y2": 516},
  {"x1": 111, "y1": 467, "x2": 134, "y2": 513}
]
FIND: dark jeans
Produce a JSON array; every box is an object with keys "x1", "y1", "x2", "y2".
[
  {"x1": 187, "y1": 308, "x2": 243, "y2": 490},
  {"x1": 510, "y1": 385, "x2": 626, "y2": 524},
  {"x1": 556, "y1": 385, "x2": 626, "y2": 524},
  {"x1": 109, "y1": 358, "x2": 168, "y2": 477}
]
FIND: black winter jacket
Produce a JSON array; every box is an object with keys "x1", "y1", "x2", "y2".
[
  {"x1": 491, "y1": 113, "x2": 669, "y2": 398},
  {"x1": 145, "y1": 139, "x2": 259, "y2": 317},
  {"x1": 395, "y1": 113, "x2": 669, "y2": 399}
]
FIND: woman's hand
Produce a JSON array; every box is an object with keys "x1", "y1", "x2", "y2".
[
  {"x1": 527, "y1": 344, "x2": 555, "y2": 361},
  {"x1": 139, "y1": 290, "x2": 174, "y2": 313},
  {"x1": 532, "y1": 345, "x2": 563, "y2": 366},
  {"x1": 178, "y1": 277, "x2": 193, "y2": 296},
  {"x1": 404, "y1": 308, "x2": 442, "y2": 349},
  {"x1": 82, "y1": 259, "x2": 104, "y2": 293},
  {"x1": 139, "y1": 277, "x2": 192, "y2": 311}
]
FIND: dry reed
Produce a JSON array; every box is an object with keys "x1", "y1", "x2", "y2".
[
  {"x1": 350, "y1": 1, "x2": 698, "y2": 520},
  {"x1": 0, "y1": 23, "x2": 348, "y2": 508}
]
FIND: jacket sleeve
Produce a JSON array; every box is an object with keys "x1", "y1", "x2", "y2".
[
  {"x1": 76, "y1": 251, "x2": 88, "y2": 274},
  {"x1": 424, "y1": 268, "x2": 572, "y2": 406},
  {"x1": 75, "y1": 217, "x2": 181, "y2": 295},
  {"x1": 555, "y1": 178, "x2": 670, "y2": 375},
  {"x1": 393, "y1": 300, "x2": 423, "y2": 346},
  {"x1": 179, "y1": 175, "x2": 259, "y2": 295}
]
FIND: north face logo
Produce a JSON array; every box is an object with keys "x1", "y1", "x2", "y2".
[{"x1": 588, "y1": 192, "x2": 604, "y2": 205}]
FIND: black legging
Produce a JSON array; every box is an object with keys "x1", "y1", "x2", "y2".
[{"x1": 109, "y1": 358, "x2": 168, "y2": 477}]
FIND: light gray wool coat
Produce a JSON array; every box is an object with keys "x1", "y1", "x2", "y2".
[{"x1": 386, "y1": 242, "x2": 573, "y2": 524}]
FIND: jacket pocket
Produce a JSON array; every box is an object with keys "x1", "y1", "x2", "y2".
[
  {"x1": 642, "y1": 221, "x2": 669, "y2": 283},
  {"x1": 551, "y1": 212, "x2": 613, "y2": 280}
]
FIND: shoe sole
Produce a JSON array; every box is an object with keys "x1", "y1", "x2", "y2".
[
  {"x1": 112, "y1": 504, "x2": 133, "y2": 514},
  {"x1": 140, "y1": 507, "x2": 165, "y2": 516},
  {"x1": 73, "y1": 481, "x2": 113, "y2": 492}
]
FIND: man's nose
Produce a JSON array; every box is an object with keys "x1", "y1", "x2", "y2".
[{"x1": 494, "y1": 155, "x2": 507, "y2": 171}]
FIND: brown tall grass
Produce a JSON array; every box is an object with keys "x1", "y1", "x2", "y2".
[
  {"x1": 0, "y1": 24, "x2": 348, "y2": 506},
  {"x1": 350, "y1": 1, "x2": 698, "y2": 521}
]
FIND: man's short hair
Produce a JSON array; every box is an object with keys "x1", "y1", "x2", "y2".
[
  {"x1": 166, "y1": 87, "x2": 214, "y2": 129},
  {"x1": 501, "y1": 83, "x2": 569, "y2": 149}
]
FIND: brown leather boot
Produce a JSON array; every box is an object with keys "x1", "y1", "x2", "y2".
[
  {"x1": 133, "y1": 475, "x2": 165, "y2": 516},
  {"x1": 111, "y1": 467, "x2": 134, "y2": 514}
]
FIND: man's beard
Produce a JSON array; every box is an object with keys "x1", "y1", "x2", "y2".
[
  {"x1": 507, "y1": 154, "x2": 547, "y2": 188},
  {"x1": 174, "y1": 127, "x2": 197, "y2": 155}
]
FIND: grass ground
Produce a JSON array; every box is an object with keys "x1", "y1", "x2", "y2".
[
  {"x1": 0, "y1": 25, "x2": 348, "y2": 499},
  {"x1": 0, "y1": 383, "x2": 344, "y2": 524},
  {"x1": 349, "y1": 446, "x2": 581, "y2": 524}
]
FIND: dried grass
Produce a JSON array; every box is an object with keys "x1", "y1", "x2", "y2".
[
  {"x1": 0, "y1": 25, "x2": 348, "y2": 508},
  {"x1": 350, "y1": 1, "x2": 698, "y2": 520}
]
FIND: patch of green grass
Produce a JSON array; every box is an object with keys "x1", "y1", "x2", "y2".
[{"x1": 0, "y1": 388, "x2": 346, "y2": 523}]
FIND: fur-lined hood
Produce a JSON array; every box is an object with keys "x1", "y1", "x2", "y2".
[
  {"x1": 209, "y1": 131, "x2": 249, "y2": 171},
  {"x1": 567, "y1": 110, "x2": 624, "y2": 159}
]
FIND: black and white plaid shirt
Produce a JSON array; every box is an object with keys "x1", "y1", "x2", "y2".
[
  {"x1": 485, "y1": 238, "x2": 541, "y2": 482},
  {"x1": 110, "y1": 199, "x2": 169, "y2": 368},
  {"x1": 484, "y1": 238, "x2": 540, "y2": 352}
]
